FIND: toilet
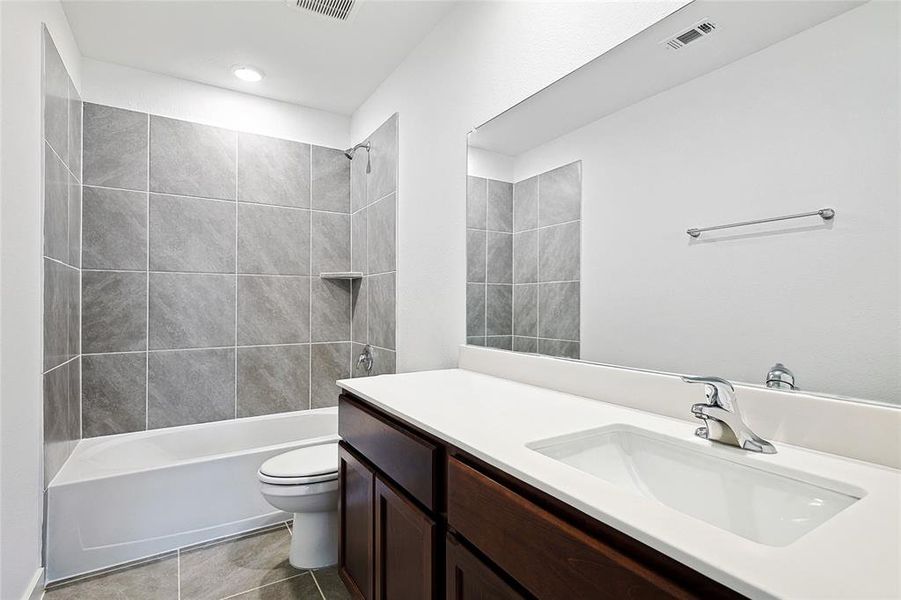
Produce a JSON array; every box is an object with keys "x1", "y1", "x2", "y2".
[{"x1": 258, "y1": 443, "x2": 339, "y2": 569}]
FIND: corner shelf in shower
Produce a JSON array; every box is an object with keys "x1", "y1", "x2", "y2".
[{"x1": 319, "y1": 272, "x2": 364, "y2": 280}]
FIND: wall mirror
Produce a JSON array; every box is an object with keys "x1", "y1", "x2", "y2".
[{"x1": 465, "y1": 0, "x2": 899, "y2": 406}]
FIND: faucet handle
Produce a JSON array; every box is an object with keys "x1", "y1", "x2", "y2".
[{"x1": 681, "y1": 375, "x2": 736, "y2": 411}]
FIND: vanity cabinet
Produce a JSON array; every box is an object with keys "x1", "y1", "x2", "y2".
[{"x1": 337, "y1": 392, "x2": 744, "y2": 600}]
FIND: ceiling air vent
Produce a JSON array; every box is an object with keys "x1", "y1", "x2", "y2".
[
  {"x1": 287, "y1": 0, "x2": 361, "y2": 22},
  {"x1": 662, "y1": 19, "x2": 718, "y2": 50}
]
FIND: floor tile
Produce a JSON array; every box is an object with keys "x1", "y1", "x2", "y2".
[
  {"x1": 44, "y1": 554, "x2": 178, "y2": 600},
  {"x1": 312, "y1": 567, "x2": 353, "y2": 600},
  {"x1": 179, "y1": 527, "x2": 300, "y2": 600},
  {"x1": 229, "y1": 572, "x2": 322, "y2": 600}
]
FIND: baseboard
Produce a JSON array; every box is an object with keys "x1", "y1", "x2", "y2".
[{"x1": 22, "y1": 567, "x2": 44, "y2": 600}]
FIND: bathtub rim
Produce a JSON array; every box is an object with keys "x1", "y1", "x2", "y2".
[{"x1": 50, "y1": 407, "x2": 339, "y2": 488}]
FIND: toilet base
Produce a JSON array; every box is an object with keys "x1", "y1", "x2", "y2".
[{"x1": 289, "y1": 509, "x2": 338, "y2": 569}]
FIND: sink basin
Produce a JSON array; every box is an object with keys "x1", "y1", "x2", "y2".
[{"x1": 527, "y1": 425, "x2": 861, "y2": 546}]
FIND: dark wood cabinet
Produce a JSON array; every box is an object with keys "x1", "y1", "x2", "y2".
[
  {"x1": 339, "y1": 444, "x2": 374, "y2": 600},
  {"x1": 374, "y1": 477, "x2": 436, "y2": 600},
  {"x1": 338, "y1": 392, "x2": 744, "y2": 600},
  {"x1": 445, "y1": 534, "x2": 525, "y2": 600}
]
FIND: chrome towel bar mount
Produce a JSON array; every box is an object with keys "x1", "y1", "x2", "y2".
[{"x1": 686, "y1": 208, "x2": 835, "y2": 238}]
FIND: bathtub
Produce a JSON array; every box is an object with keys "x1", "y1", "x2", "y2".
[{"x1": 46, "y1": 407, "x2": 338, "y2": 582}]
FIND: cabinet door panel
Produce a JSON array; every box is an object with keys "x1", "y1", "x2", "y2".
[
  {"x1": 446, "y1": 534, "x2": 525, "y2": 600},
  {"x1": 374, "y1": 476, "x2": 436, "y2": 600},
  {"x1": 339, "y1": 443, "x2": 374, "y2": 600}
]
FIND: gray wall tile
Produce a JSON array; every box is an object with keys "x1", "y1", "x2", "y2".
[
  {"x1": 43, "y1": 29, "x2": 68, "y2": 165},
  {"x1": 148, "y1": 349, "x2": 235, "y2": 428},
  {"x1": 486, "y1": 232, "x2": 512, "y2": 284},
  {"x1": 83, "y1": 103, "x2": 148, "y2": 190},
  {"x1": 238, "y1": 204, "x2": 310, "y2": 275},
  {"x1": 486, "y1": 336, "x2": 513, "y2": 350},
  {"x1": 67, "y1": 358, "x2": 81, "y2": 447},
  {"x1": 312, "y1": 278, "x2": 350, "y2": 342},
  {"x1": 513, "y1": 284, "x2": 538, "y2": 337},
  {"x1": 312, "y1": 211, "x2": 350, "y2": 274},
  {"x1": 351, "y1": 145, "x2": 367, "y2": 212},
  {"x1": 351, "y1": 343, "x2": 396, "y2": 378},
  {"x1": 466, "y1": 283, "x2": 485, "y2": 337},
  {"x1": 513, "y1": 229, "x2": 538, "y2": 284},
  {"x1": 538, "y1": 282, "x2": 580, "y2": 341},
  {"x1": 367, "y1": 193, "x2": 395, "y2": 274},
  {"x1": 82, "y1": 353, "x2": 146, "y2": 437},
  {"x1": 466, "y1": 230, "x2": 486, "y2": 283},
  {"x1": 311, "y1": 343, "x2": 350, "y2": 409},
  {"x1": 238, "y1": 345, "x2": 310, "y2": 417},
  {"x1": 466, "y1": 176, "x2": 486, "y2": 229},
  {"x1": 149, "y1": 273, "x2": 235, "y2": 349},
  {"x1": 368, "y1": 114, "x2": 397, "y2": 203},
  {"x1": 43, "y1": 259, "x2": 69, "y2": 372},
  {"x1": 538, "y1": 339, "x2": 580, "y2": 359},
  {"x1": 466, "y1": 337, "x2": 486, "y2": 347},
  {"x1": 237, "y1": 133, "x2": 310, "y2": 208},
  {"x1": 66, "y1": 266, "x2": 80, "y2": 358},
  {"x1": 539, "y1": 221, "x2": 580, "y2": 282},
  {"x1": 514, "y1": 176, "x2": 538, "y2": 232},
  {"x1": 513, "y1": 336, "x2": 538, "y2": 353},
  {"x1": 487, "y1": 179, "x2": 513, "y2": 232},
  {"x1": 368, "y1": 273, "x2": 395, "y2": 350},
  {"x1": 312, "y1": 146, "x2": 350, "y2": 212},
  {"x1": 82, "y1": 187, "x2": 147, "y2": 270},
  {"x1": 44, "y1": 143, "x2": 69, "y2": 263},
  {"x1": 538, "y1": 162, "x2": 581, "y2": 227},
  {"x1": 67, "y1": 174, "x2": 81, "y2": 267},
  {"x1": 150, "y1": 116, "x2": 236, "y2": 200},
  {"x1": 43, "y1": 363, "x2": 70, "y2": 487},
  {"x1": 82, "y1": 270, "x2": 147, "y2": 353},
  {"x1": 351, "y1": 208, "x2": 367, "y2": 273},
  {"x1": 486, "y1": 284, "x2": 512, "y2": 336},
  {"x1": 149, "y1": 194, "x2": 236, "y2": 273},
  {"x1": 67, "y1": 79, "x2": 82, "y2": 181},
  {"x1": 237, "y1": 275, "x2": 310, "y2": 345},
  {"x1": 351, "y1": 278, "x2": 367, "y2": 344}
]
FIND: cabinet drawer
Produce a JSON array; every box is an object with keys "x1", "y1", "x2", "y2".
[
  {"x1": 447, "y1": 457, "x2": 694, "y2": 600},
  {"x1": 339, "y1": 394, "x2": 439, "y2": 510}
]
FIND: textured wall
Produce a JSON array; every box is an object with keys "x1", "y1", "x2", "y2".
[
  {"x1": 79, "y1": 103, "x2": 367, "y2": 436},
  {"x1": 466, "y1": 161, "x2": 581, "y2": 359},
  {"x1": 42, "y1": 27, "x2": 83, "y2": 487}
]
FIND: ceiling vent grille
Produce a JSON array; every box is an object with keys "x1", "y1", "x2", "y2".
[
  {"x1": 288, "y1": 0, "x2": 360, "y2": 22},
  {"x1": 662, "y1": 19, "x2": 718, "y2": 50}
]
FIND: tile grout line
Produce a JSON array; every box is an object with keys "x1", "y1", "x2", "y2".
[
  {"x1": 145, "y1": 113, "x2": 151, "y2": 431},
  {"x1": 310, "y1": 570, "x2": 327, "y2": 600},
  {"x1": 309, "y1": 147, "x2": 313, "y2": 410},
  {"x1": 537, "y1": 173, "x2": 541, "y2": 346},
  {"x1": 217, "y1": 573, "x2": 312, "y2": 600},
  {"x1": 483, "y1": 177, "x2": 488, "y2": 339}
]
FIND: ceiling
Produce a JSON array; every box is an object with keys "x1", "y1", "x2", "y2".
[
  {"x1": 62, "y1": 0, "x2": 456, "y2": 115},
  {"x1": 470, "y1": 0, "x2": 862, "y2": 156}
]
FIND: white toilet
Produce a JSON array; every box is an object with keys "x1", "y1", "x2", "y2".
[{"x1": 258, "y1": 443, "x2": 339, "y2": 569}]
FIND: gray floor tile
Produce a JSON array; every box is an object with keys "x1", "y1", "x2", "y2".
[
  {"x1": 179, "y1": 527, "x2": 300, "y2": 600},
  {"x1": 44, "y1": 554, "x2": 178, "y2": 600},
  {"x1": 230, "y1": 573, "x2": 322, "y2": 600},
  {"x1": 312, "y1": 567, "x2": 352, "y2": 600}
]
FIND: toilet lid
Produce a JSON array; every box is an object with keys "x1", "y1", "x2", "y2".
[{"x1": 259, "y1": 444, "x2": 338, "y2": 484}]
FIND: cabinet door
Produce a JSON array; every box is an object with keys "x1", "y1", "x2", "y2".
[
  {"x1": 446, "y1": 534, "x2": 525, "y2": 600},
  {"x1": 374, "y1": 476, "x2": 436, "y2": 600},
  {"x1": 339, "y1": 443, "x2": 374, "y2": 600}
]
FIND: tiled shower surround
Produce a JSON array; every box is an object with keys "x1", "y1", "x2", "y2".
[
  {"x1": 42, "y1": 28, "x2": 83, "y2": 486},
  {"x1": 79, "y1": 105, "x2": 397, "y2": 437},
  {"x1": 466, "y1": 161, "x2": 581, "y2": 358}
]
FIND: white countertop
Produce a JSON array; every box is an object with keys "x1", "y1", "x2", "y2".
[{"x1": 338, "y1": 368, "x2": 901, "y2": 600}]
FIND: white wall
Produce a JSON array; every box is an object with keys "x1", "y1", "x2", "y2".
[
  {"x1": 0, "y1": 3, "x2": 82, "y2": 597},
  {"x1": 351, "y1": 1, "x2": 687, "y2": 373},
  {"x1": 467, "y1": 147, "x2": 514, "y2": 182},
  {"x1": 82, "y1": 58, "x2": 350, "y2": 149},
  {"x1": 512, "y1": 1, "x2": 899, "y2": 403}
]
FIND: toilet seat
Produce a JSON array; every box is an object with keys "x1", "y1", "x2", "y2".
[{"x1": 259, "y1": 444, "x2": 338, "y2": 486}]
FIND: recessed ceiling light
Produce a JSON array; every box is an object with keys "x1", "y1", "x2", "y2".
[{"x1": 232, "y1": 66, "x2": 264, "y2": 82}]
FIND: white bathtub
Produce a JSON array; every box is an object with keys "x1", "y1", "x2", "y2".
[{"x1": 46, "y1": 407, "x2": 338, "y2": 582}]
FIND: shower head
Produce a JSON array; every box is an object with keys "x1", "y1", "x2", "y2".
[{"x1": 344, "y1": 141, "x2": 372, "y2": 174}]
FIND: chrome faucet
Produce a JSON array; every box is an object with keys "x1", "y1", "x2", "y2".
[{"x1": 682, "y1": 375, "x2": 776, "y2": 454}]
